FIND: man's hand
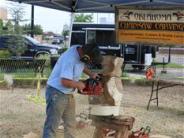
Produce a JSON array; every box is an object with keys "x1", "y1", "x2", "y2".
[
  {"x1": 83, "y1": 67, "x2": 100, "y2": 79},
  {"x1": 76, "y1": 81, "x2": 85, "y2": 91},
  {"x1": 90, "y1": 72, "x2": 100, "y2": 79}
]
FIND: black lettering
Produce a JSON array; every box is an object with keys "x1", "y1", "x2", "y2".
[
  {"x1": 119, "y1": 21, "x2": 184, "y2": 31},
  {"x1": 132, "y1": 12, "x2": 173, "y2": 21}
]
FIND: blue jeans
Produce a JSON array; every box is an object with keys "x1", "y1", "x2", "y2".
[{"x1": 43, "y1": 85, "x2": 76, "y2": 138}]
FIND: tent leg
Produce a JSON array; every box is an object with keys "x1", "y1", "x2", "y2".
[
  {"x1": 31, "y1": 5, "x2": 34, "y2": 38},
  {"x1": 68, "y1": 12, "x2": 74, "y2": 48}
]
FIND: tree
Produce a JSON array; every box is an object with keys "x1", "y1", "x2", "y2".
[
  {"x1": 32, "y1": 24, "x2": 43, "y2": 35},
  {"x1": 0, "y1": 20, "x2": 14, "y2": 34},
  {"x1": 5, "y1": 35, "x2": 27, "y2": 57},
  {"x1": 9, "y1": 3, "x2": 25, "y2": 25},
  {"x1": 8, "y1": 3, "x2": 25, "y2": 34},
  {"x1": 74, "y1": 13, "x2": 93, "y2": 22},
  {"x1": 1, "y1": 4, "x2": 27, "y2": 57},
  {"x1": 5, "y1": 20, "x2": 14, "y2": 34},
  {"x1": 0, "y1": 19, "x2": 3, "y2": 34},
  {"x1": 62, "y1": 24, "x2": 70, "y2": 38},
  {"x1": 22, "y1": 24, "x2": 43, "y2": 35}
]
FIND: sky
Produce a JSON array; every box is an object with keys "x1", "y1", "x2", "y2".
[
  {"x1": 0, "y1": 0, "x2": 114, "y2": 34},
  {"x1": 0, "y1": 0, "x2": 71, "y2": 33}
]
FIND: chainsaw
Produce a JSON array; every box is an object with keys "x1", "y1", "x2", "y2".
[{"x1": 78, "y1": 74, "x2": 103, "y2": 95}]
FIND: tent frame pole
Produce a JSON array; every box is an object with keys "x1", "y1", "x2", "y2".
[
  {"x1": 31, "y1": 4, "x2": 34, "y2": 38},
  {"x1": 68, "y1": 12, "x2": 74, "y2": 48}
]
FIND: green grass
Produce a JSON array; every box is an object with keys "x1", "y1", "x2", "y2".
[
  {"x1": 156, "y1": 63, "x2": 184, "y2": 68},
  {"x1": 122, "y1": 72, "x2": 129, "y2": 77},
  {"x1": 0, "y1": 67, "x2": 51, "y2": 81},
  {"x1": 0, "y1": 80, "x2": 5, "y2": 83},
  {"x1": 0, "y1": 74, "x2": 4, "y2": 80},
  {"x1": 121, "y1": 76, "x2": 145, "y2": 80}
]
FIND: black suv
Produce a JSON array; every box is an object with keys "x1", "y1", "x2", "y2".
[{"x1": 0, "y1": 35, "x2": 61, "y2": 57}]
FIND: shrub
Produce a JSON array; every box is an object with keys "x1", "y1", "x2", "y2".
[
  {"x1": 5, "y1": 35, "x2": 27, "y2": 57},
  {"x1": 0, "y1": 50, "x2": 12, "y2": 58},
  {"x1": 58, "y1": 47, "x2": 68, "y2": 54}
]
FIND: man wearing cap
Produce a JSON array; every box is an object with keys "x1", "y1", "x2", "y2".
[{"x1": 42, "y1": 44, "x2": 102, "y2": 138}]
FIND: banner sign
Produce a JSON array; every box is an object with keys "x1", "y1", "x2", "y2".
[{"x1": 116, "y1": 9, "x2": 184, "y2": 45}]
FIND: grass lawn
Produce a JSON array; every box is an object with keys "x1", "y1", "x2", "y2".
[{"x1": 156, "y1": 63, "x2": 184, "y2": 69}]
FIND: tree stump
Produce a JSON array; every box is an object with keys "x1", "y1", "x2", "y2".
[{"x1": 91, "y1": 115, "x2": 135, "y2": 138}]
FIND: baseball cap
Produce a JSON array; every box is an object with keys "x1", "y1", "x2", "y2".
[{"x1": 82, "y1": 43, "x2": 103, "y2": 64}]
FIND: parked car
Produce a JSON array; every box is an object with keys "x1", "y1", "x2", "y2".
[
  {"x1": 0, "y1": 35, "x2": 61, "y2": 58},
  {"x1": 52, "y1": 36, "x2": 64, "y2": 44}
]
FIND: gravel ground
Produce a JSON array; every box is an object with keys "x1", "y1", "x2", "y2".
[
  {"x1": 0, "y1": 84, "x2": 184, "y2": 138},
  {"x1": 122, "y1": 85, "x2": 184, "y2": 138}
]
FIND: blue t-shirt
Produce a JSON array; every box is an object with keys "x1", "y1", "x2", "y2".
[{"x1": 47, "y1": 45, "x2": 84, "y2": 94}]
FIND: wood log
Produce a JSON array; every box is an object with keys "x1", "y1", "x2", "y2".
[
  {"x1": 92, "y1": 115, "x2": 135, "y2": 138},
  {"x1": 89, "y1": 56, "x2": 124, "y2": 115}
]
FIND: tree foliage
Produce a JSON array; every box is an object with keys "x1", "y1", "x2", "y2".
[
  {"x1": 0, "y1": 19, "x2": 14, "y2": 35},
  {"x1": 2, "y1": 3, "x2": 27, "y2": 57},
  {"x1": 4, "y1": 35, "x2": 27, "y2": 57},
  {"x1": 9, "y1": 3, "x2": 25, "y2": 26},
  {"x1": 0, "y1": 19, "x2": 3, "y2": 28},
  {"x1": 8, "y1": 3, "x2": 26, "y2": 34},
  {"x1": 74, "y1": 13, "x2": 93, "y2": 22},
  {"x1": 0, "y1": 20, "x2": 14, "y2": 35},
  {"x1": 5, "y1": 20, "x2": 14, "y2": 34},
  {"x1": 22, "y1": 24, "x2": 43, "y2": 35},
  {"x1": 0, "y1": 19, "x2": 3, "y2": 34},
  {"x1": 62, "y1": 24, "x2": 70, "y2": 38}
]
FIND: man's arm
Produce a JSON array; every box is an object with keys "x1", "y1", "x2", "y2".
[
  {"x1": 83, "y1": 66, "x2": 99, "y2": 79},
  {"x1": 83, "y1": 66, "x2": 93, "y2": 77},
  {"x1": 61, "y1": 78, "x2": 85, "y2": 91}
]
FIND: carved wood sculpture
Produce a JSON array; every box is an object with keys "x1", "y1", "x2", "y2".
[
  {"x1": 89, "y1": 56, "x2": 124, "y2": 113},
  {"x1": 88, "y1": 55, "x2": 134, "y2": 138}
]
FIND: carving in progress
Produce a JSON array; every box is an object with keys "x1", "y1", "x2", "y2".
[
  {"x1": 88, "y1": 55, "x2": 135, "y2": 138},
  {"x1": 89, "y1": 56, "x2": 124, "y2": 116}
]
